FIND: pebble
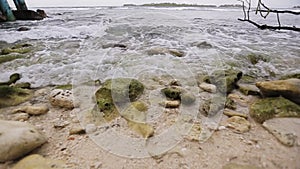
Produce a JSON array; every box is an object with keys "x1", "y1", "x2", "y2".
[
  {"x1": 161, "y1": 100, "x2": 180, "y2": 108},
  {"x1": 223, "y1": 109, "x2": 248, "y2": 119},
  {"x1": 53, "y1": 118, "x2": 70, "y2": 128}
]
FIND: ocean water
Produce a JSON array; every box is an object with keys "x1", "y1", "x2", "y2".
[{"x1": 0, "y1": 6, "x2": 299, "y2": 87}]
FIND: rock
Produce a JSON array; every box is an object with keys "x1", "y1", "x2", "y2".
[
  {"x1": 0, "y1": 120, "x2": 47, "y2": 162},
  {"x1": 0, "y1": 54, "x2": 24, "y2": 64},
  {"x1": 14, "y1": 104, "x2": 49, "y2": 115},
  {"x1": 223, "y1": 163, "x2": 263, "y2": 169},
  {"x1": 250, "y1": 97, "x2": 300, "y2": 123},
  {"x1": 225, "y1": 97, "x2": 237, "y2": 110},
  {"x1": 102, "y1": 43, "x2": 127, "y2": 49},
  {"x1": 147, "y1": 47, "x2": 185, "y2": 57},
  {"x1": 201, "y1": 95, "x2": 226, "y2": 117},
  {"x1": 69, "y1": 126, "x2": 86, "y2": 135},
  {"x1": 12, "y1": 113, "x2": 30, "y2": 121},
  {"x1": 127, "y1": 120, "x2": 154, "y2": 138},
  {"x1": 12, "y1": 10, "x2": 46, "y2": 20},
  {"x1": 206, "y1": 69, "x2": 243, "y2": 94},
  {"x1": 53, "y1": 119, "x2": 70, "y2": 129},
  {"x1": 13, "y1": 82, "x2": 31, "y2": 89},
  {"x1": 36, "y1": 9, "x2": 47, "y2": 18},
  {"x1": 193, "y1": 41, "x2": 213, "y2": 49},
  {"x1": 226, "y1": 116, "x2": 251, "y2": 133},
  {"x1": 199, "y1": 82, "x2": 217, "y2": 93},
  {"x1": 246, "y1": 53, "x2": 269, "y2": 65},
  {"x1": 223, "y1": 109, "x2": 248, "y2": 118},
  {"x1": 0, "y1": 86, "x2": 33, "y2": 108},
  {"x1": 1, "y1": 44, "x2": 32, "y2": 55},
  {"x1": 161, "y1": 100, "x2": 180, "y2": 108},
  {"x1": 12, "y1": 154, "x2": 65, "y2": 169},
  {"x1": 95, "y1": 78, "x2": 144, "y2": 121},
  {"x1": 181, "y1": 92, "x2": 196, "y2": 105},
  {"x1": 49, "y1": 89, "x2": 74, "y2": 109},
  {"x1": 17, "y1": 27, "x2": 30, "y2": 31},
  {"x1": 122, "y1": 102, "x2": 148, "y2": 122},
  {"x1": 262, "y1": 118, "x2": 300, "y2": 147},
  {"x1": 186, "y1": 123, "x2": 201, "y2": 141},
  {"x1": 256, "y1": 78, "x2": 300, "y2": 105},
  {"x1": 0, "y1": 73, "x2": 21, "y2": 85},
  {"x1": 238, "y1": 83, "x2": 260, "y2": 96},
  {"x1": 161, "y1": 86, "x2": 182, "y2": 100},
  {"x1": 280, "y1": 73, "x2": 300, "y2": 80},
  {"x1": 169, "y1": 79, "x2": 181, "y2": 86}
]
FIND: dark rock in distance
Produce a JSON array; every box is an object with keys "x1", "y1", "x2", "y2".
[
  {"x1": 12, "y1": 10, "x2": 47, "y2": 20},
  {"x1": 17, "y1": 27, "x2": 30, "y2": 31}
]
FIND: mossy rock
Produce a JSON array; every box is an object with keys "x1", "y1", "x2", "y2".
[
  {"x1": 247, "y1": 54, "x2": 270, "y2": 65},
  {"x1": 0, "y1": 73, "x2": 21, "y2": 86},
  {"x1": 1, "y1": 44, "x2": 32, "y2": 55},
  {"x1": 206, "y1": 69, "x2": 243, "y2": 94},
  {"x1": 0, "y1": 54, "x2": 25, "y2": 64},
  {"x1": 225, "y1": 97, "x2": 237, "y2": 110},
  {"x1": 122, "y1": 101, "x2": 148, "y2": 122},
  {"x1": 250, "y1": 97, "x2": 300, "y2": 123},
  {"x1": 55, "y1": 84, "x2": 73, "y2": 90},
  {"x1": 280, "y1": 73, "x2": 300, "y2": 80},
  {"x1": 95, "y1": 78, "x2": 145, "y2": 122},
  {"x1": 161, "y1": 86, "x2": 181, "y2": 100},
  {"x1": 0, "y1": 86, "x2": 33, "y2": 108}
]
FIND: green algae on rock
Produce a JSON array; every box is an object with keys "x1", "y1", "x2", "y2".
[
  {"x1": 0, "y1": 54, "x2": 24, "y2": 64},
  {"x1": 1, "y1": 43, "x2": 32, "y2": 55},
  {"x1": 95, "y1": 78, "x2": 145, "y2": 122},
  {"x1": 246, "y1": 53, "x2": 270, "y2": 65},
  {"x1": 161, "y1": 86, "x2": 182, "y2": 100},
  {"x1": 250, "y1": 97, "x2": 300, "y2": 123},
  {"x1": 0, "y1": 86, "x2": 33, "y2": 108}
]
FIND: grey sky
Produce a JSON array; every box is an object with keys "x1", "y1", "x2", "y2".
[{"x1": 7, "y1": 0, "x2": 299, "y2": 8}]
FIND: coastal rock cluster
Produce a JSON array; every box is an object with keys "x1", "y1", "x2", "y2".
[{"x1": 0, "y1": 43, "x2": 299, "y2": 168}]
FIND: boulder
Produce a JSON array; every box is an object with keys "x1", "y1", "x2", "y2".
[
  {"x1": 262, "y1": 118, "x2": 300, "y2": 147},
  {"x1": 250, "y1": 97, "x2": 300, "y2": 123},
  {"x1": 0, "y1": 120, "x2": 47, "y2": 162},
  {"x1": 256, "y1": 78, "x2": 300, "y2": 104},
  {"x1": 49, "y1": 89, "x2": 74, "y2": 109},
  {"x1": 12, "y1": 154, "x2": 65, "y2": 169},
  {"x1": 12, "y1": 10, "x2": 46, "y2": 20}
]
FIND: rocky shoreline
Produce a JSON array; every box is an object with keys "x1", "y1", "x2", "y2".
[{"x1": 0, "y1": 43, "x2": 299, "y2": 168}]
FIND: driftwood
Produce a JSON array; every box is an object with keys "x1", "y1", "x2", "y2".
[{"x1": 238, "y1": 0, "x2": 300, "y2": 32}]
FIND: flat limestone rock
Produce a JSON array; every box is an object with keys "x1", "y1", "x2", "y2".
[
  {"x1": 256, "y1": 78, "x2": 300, "y2": 104},
  {"x1": 0, "y1": 120, "x2": 47, "y2": 162},
  {"x1": 262, "y1": 118, "x2": 300, "y2": 147},
  {"x1": 12, "y1": 154, "x2": 65, "y2": 169}
]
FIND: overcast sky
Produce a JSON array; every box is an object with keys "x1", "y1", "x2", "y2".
[{"x1": 7, "y1": 0, "x2": 299, "y2": 8}]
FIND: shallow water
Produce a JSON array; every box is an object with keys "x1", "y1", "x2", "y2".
[{"x1": 0, "y1": 7, "x2": 299, "y2": 87}]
